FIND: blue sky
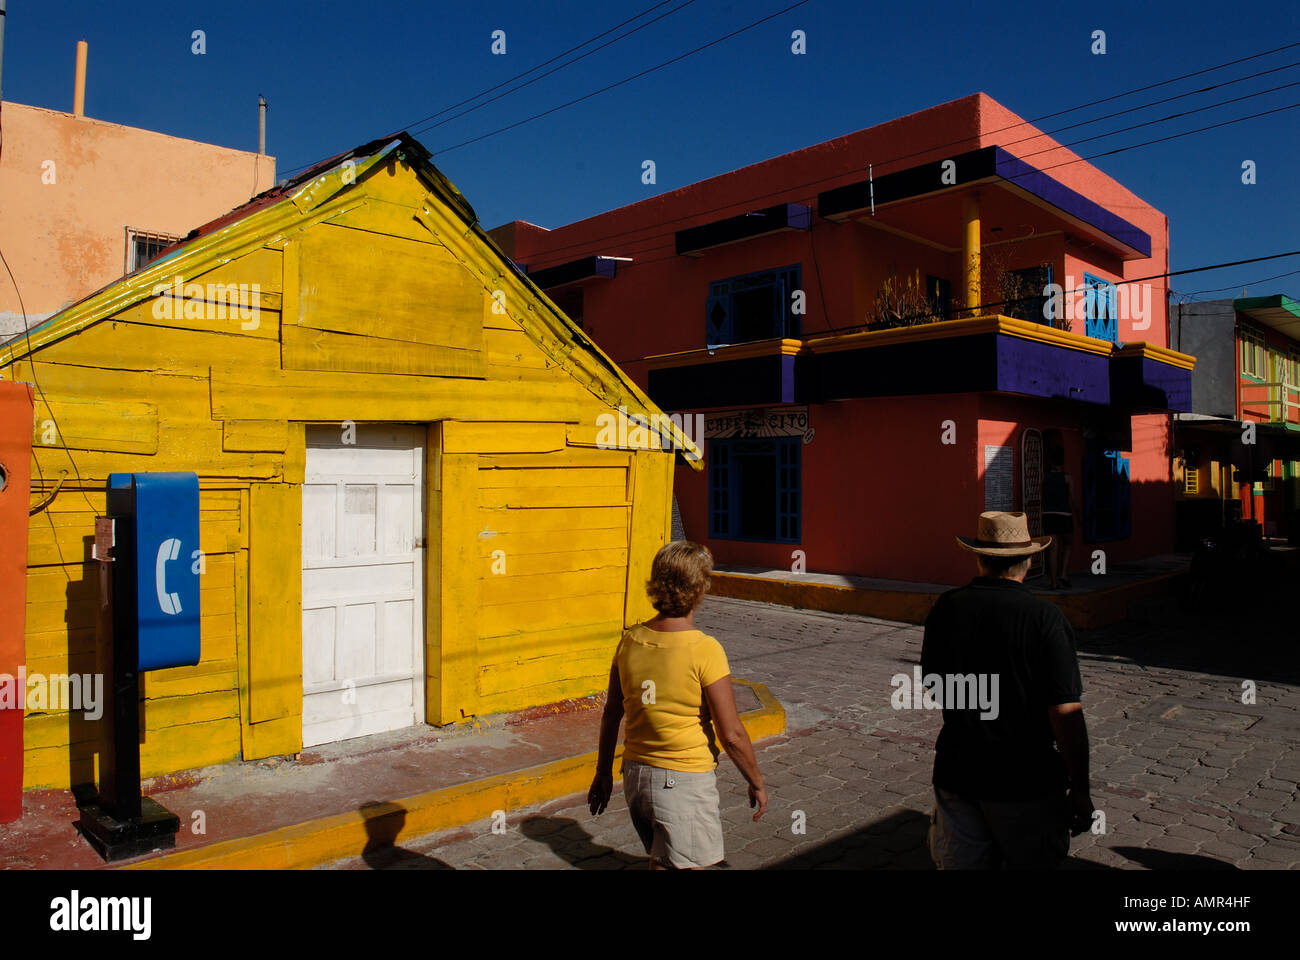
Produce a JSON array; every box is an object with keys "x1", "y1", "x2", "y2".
[{"x1": 6, "y1": 0, "x2": 1299, "y2": 299}]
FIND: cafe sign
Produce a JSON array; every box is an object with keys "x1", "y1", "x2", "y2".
[{"x1": 704, "y1": 406, "x2": 814, "y2": 443}]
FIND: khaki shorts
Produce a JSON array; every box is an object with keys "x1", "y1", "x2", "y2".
[{"x1": 622, "y1": 761, "x2": 725, "y2": 868}]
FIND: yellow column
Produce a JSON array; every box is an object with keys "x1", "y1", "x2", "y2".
[{"x1": 962, "y1": 192, "x2": 981, "y2": 315}]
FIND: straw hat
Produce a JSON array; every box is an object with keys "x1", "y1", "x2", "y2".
[{"x1": 956, "y1": 511, "x2": 1051, "y2": 556}]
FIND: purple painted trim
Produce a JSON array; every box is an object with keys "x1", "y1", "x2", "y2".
[
  {"x1": 993, "y1": 147, "x2": 1151, "y2": 258},
  {"x1": 781, "y1": 354, "x2": 796, "y2": 403},
  {"x1": 996, "y1": 335, "x2": 1111, "y2": 404}
]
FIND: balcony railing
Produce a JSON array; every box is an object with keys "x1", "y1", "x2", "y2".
[{"x1": 1241, "y1": 381, "x2": 1300, "y2": 425}]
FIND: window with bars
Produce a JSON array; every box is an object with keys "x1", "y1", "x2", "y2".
[
  {"x1": 1082, "y1": 273, "x2": 1118, "y2": 343},
  {"x1": 706, "y1": 265, "x2": 801, "y2": 347},
  {"x1": 125, "y1": 227, "x2": 183, "y2": 274},
  {"x1": 1183, "y1": 465, "x2": 1199, "y2": 495},
  {"x1": 708, "y1": 437, "x2": 800, "y2": 543}
]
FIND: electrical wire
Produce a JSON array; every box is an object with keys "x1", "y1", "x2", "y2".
[
  {"x1": 428, "y1": 0, "x2": 811, "y2": 157},
  {"x1": 518, "y1": 40, "x2": 1300, "y2": 268},
  {"x1": 278, "y1": 0, "x2": 699, "y2": 177}
]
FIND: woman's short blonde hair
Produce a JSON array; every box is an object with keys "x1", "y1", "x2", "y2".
[{"x1": 646, "y1": 541, "x2": 713, "y2": 617}]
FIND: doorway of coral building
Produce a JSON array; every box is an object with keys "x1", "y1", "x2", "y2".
[{"x1": 301, "y1": 424, "x2": 427, "y2": 748}]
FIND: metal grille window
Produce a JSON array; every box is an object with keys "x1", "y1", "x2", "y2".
[
  {"x1": 125, "y1": 228, "x2": 183, "y2": 274},
  {"x1": 708, "y1": 437, "x2": 801, "y2": 543},
  {"x1": 706, "y1": 265, "x2": 801, "y2": 347},
  {"x1": 1184, "y1": 465, "x2": 1199, "y2": 495},
  {"x1": 1082, "y1": 273, "x2": 1118, "y2": 343}
]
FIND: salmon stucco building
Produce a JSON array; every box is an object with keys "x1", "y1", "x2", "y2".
[
  {"x1": 491, "y1": 92, "x2": 1197, "y2": 588},
  {"x1": 0, "y1": 132, "x2": 699, "y2": 812}
]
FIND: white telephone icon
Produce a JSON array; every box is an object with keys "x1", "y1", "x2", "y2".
[{"x1": 156, "y1": 537, "x2": 183, "y2": 615}]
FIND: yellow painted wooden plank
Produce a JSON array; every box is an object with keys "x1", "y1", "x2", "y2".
[
  {"x1": 476, "y1": 548, "x2": 628, "y2": 578},
  {"x1": 296, "y1": 223, "x2": 485, "y2": 353},
  {"x1": 474, "y1": 526, "x2": 628, "y2": 558},
  {"x1": 480, "y1": 448, "x2": 632, "y2": 470},
  {"x1": 479, "y1": 592, "x2": 625, "y2": 636},
  {"x1": 137, "y1": 689, "x2": 240, "y2": 730},
  {"x1": 484, "y1": 327, "x2": 552, "y2": 367},
  {"x1": 248, "y1": 482, "x2": 301, "y2": 724},
  {"x1": 442, "y1": 421, "x2": 565, "y2": 455},
  {"x1": 476, "y1": 620, "x2": 623, "y2": 662},
  {"x1": 241, "y1": 715, "x2": 301, "y2": 761},
  {"x1": 282, "y1": 238, "x2": 300, "y2": 329},
  {"x1": 423, "y1": 423, "x2": 443, "y2": 702},
  {"x1": 109, "y1": 292, "x2": 281, "y2": 341},
  {"x1": 284, "y1": 422, "x2": 306, "y2": 485},
  {"x1": 475, "y1": 675, "x2": 608, "y2": 717},
  {"x1": 210, "y1": 363, "x2": 587, "y2": 423},
  {"x1": 477, "y1": 651, "x2": 611, "y2": 698},
  {"x1": 475, "y1": 504, "x2": 629, "y2": 536},
  {"x1": 435, "y1": 452, "x2": 480, "y2": 723},
  {"x1": 323, "y1": 200, "x2": 443, "y2": 246},
  {"x1": 478, "y1": 466, "x2": 626, "y2": 489},
  {"x1": 282, "y1": 324, "x2": 485, "y2": 379},
  {"x1": 624, "y1": 451, "x2": 671, "y2": 627},
  {"x1": 481, "y1": 567, "x2": 627, "y2": 606},
  {"x1": 31, "y1": 394, "x2": 158, "y2": 454},
  {"x1": 191, "y1": 246, "x2": 284, "y2": 295},
  {"x1": 479, "y1": 484, "x2": 629, "y2": 510},
  {"x1": 223, "y1": 419, "x2": 289, "y2": 453},
  {"x1": 138, "y1": 717, "x2": 242, "y2": 779},
  {"x1": 141, "y1": 660, "x2": 239, "y2": 699}
]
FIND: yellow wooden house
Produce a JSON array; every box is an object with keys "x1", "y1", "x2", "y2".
[{"x1": 2, "y1": 134, "x2": 700, "y2": 791}]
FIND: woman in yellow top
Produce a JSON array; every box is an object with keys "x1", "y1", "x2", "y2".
[{"x1": 587, "y1": 541, "x2": 767, "y2": 869}]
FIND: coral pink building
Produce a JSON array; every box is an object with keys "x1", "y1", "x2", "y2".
[{"x1": 490, "y1": 93, "x2": 1194, "y2": 586}]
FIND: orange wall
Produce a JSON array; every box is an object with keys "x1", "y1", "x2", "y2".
[{"x1": 0, "y1": 101, "x2": 275, "y2": 337}]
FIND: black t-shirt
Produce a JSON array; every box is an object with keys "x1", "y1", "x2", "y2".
[{"x1": 920, "y1": 576, "x2": 1083, "y2": 800}]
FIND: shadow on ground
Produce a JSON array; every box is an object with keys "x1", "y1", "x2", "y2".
[{"x1": 358, "y1": 801, "x2": 454, "y2": 870}]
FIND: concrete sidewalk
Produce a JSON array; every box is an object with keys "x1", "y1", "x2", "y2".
[
  {"x1": 709, "y1": 554, "x2": 1193, "y2": 628},
  {"x1": 0, "y1": 679, "x2": 783, "y2": 870}
]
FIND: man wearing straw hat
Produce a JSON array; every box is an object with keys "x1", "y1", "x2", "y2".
[{"x1": 922, "y1": 511, "x2": 1095, "y2": 869}]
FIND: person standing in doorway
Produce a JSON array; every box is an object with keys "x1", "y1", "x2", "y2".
[{"x1": 1042, "y1": 447, "x2": 1077, "y2": 589}]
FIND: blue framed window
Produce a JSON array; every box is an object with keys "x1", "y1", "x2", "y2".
[
  {"x1": 706, "y1": 265, "x2": 801, "y2": 347},
  {"x1": 1082, "y1": 442, "x2": 1131, "y2": 542},
  {"x1": 1082, "y1": 273, "x2": 1118, "y2": 343},
  {"x1": 709, "y1": 437, "x2": 801, "y2": 542}
]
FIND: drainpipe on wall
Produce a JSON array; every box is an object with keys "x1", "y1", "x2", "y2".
[{"x1": 73, "y1": 39, "x2": 87, "y2": 117}]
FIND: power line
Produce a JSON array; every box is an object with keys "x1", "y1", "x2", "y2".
[
  {"x1": 0, "y1": 245, "x2": 100, "y2": 534},
  {"x1": 575, "y1": 97, "x2": 1300, "y2": 274},
  {"x1": 279, "y1": 0, "x2": 699, "y2": 177},
  {"x1": 602, "y1": 248, "x2": 1300, "y2": 365},
  {"x1": 428, "y1": 0, "x2": 811, "y2": 156},
  {"x1": 410, "y1": 0, "x2": 700, "y2": 139},
  {"x1": 519, "y1": 40, "x2": 1300, "y2": 268}
]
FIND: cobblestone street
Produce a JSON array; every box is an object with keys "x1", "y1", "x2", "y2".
[{"x1": 325, "y1": 593, "x2": 1300, "y2": 870}]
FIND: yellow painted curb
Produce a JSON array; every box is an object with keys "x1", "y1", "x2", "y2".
[{"x1": 122, "y1": 681, "x2": 785, "y2": 870}]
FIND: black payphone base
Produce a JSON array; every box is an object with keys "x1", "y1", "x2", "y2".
[{"x1": 77, "y1": 797, "x2": 181, "y2": 862}]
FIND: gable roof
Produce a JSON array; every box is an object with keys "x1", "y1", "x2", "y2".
[{"x1": 1, "y1": 132, "x2": 702, "y2": 467}]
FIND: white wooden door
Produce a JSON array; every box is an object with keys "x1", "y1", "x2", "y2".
[{"x1": 301, "y1": 424, "x2": 426, "y2": 748}]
